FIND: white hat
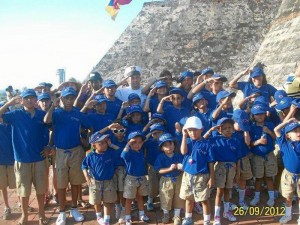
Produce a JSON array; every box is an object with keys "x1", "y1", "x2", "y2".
[
  {"x1": 183, "y1": 116, "x2": 203, "y2": 129},
  {"x1": 124, "y1": 66, "x2": 142, "y2": 77}
]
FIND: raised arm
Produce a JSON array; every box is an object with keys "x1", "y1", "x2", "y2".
[
  {"x1": 229, "y1": 67, "x2": 250, "y2": 89},
  {"x1": 44, "y1": 98, "x2": 60, "y2": 124},
  {"x1": 157, "y1": 95, "x2": 172, "y2": 114},
  {"x1": 274, "y1": 118, "x2": 297, "y2": 137},
  {"x1": 0, "y1": 96, "x2": 21, "y2": 118}
]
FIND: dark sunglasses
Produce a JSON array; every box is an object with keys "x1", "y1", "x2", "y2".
[{"x1": 112, "y1": 129, "x2": 126, "y2": 134}]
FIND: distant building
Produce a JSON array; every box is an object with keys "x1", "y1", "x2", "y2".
[{"x1": 56, "y1": 69, "x2": 65, "y2": 84}]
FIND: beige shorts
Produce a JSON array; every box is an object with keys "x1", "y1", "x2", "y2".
[
  {"x1": 251, "y1": 152, "x2": 278, "y2": 179},
  {"x1": 123, "y1": 175, "x2": 149, "y2": 199},
  {"x1": 15, "y1": 160, "x2": 47, "y2": 197},
  {"x1": 160, "y1": 175, "x2": 184, "y2": 211},
  {"x1": 179, "y1": 172, "x2": 210, "y2": 202},
  {"x1": 214, "y1": 162, "x2": 236, "y2": 189},
  {"x1": 280, "y1": 169, "x2": 300, "y2": 200},
  {"x1": 240, "y1": 155, "x2": 253, "y2": 181},
  {"x1": 89, "y1": 179, "x2": 117, "y2": 205},
  {"x1": 0, "y1": 165, "x2": 16, "y2": 189},
  {"x1": 113, "y1": 166, "x2": 126, "y2": 192},
  {"x1": 56, "y1": 145, "x2": 86, "y2": 189},
  {"x1": 148, "y1": 164, "x2": 160, "y2": 198}
]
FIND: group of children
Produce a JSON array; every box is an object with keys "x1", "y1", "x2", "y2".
[{"x1": 1, "y1": 63, "x2": 300, "y2": 225}]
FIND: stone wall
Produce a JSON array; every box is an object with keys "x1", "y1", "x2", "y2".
[{"x1": 93, "y1": 0, "x2": 282, "y2": 83}]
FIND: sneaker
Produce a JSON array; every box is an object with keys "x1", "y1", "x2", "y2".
[
  {"x1": 131, "y1": 201, "x2": 137, "y2": 211},
  {"x1": 52, "y1": 195, "x2": 59, "y2": 205},
  {"x1": 228, "y1": 202, "x2": 237, "y2": 211},
  {"x1": 70, "y1": 208, "x2": 84, "y2": 222},
  {"x1": 239, "y1": 201, "x2": 249, "y2": 210},
  {"x1": 118, "y1": 210, "x2": 125, "y2": 224},
  {"x1": 115, "y1": 205, "x2": 122, "y2": 219},
  {"x1": 125, "y1": 219, "x2": 132, "y2": 225},
  {"x1": 213, "y1": 216, "x2": 221, "y2": 225},
  {"x1": 267, "y1": 198, "x2": 275, "y2": 207},
  {"x1": 3, "y1": 208, "x2": 11, "y2": 220},
  {"x1": 146, "y1": 202, "x2": 154, "y2": 211},
  {"x1": 204, "y1": 220, "x2": 211, "y2": 225},
  {"x1": 173, "y1": 216, "x2": 181, "y2": 225},
  {"x1": 297, "y1": 218, "x2": 300, "y2": 225},
  {"x1": 279, "y1": 215, "x2": 292, "y2": 224},
  {"x1": 193, "y1": 202, "x2": 203, "y2": 214},
  {"x1": 140, "y1": 214, "x2": 150, "y2": 222},
  {"x1": 162, "y1": 213, "x2": 170, "y2": 224},
  {"x1": 97, "y1": 217, "x2": 103, "y2": 225},
  {"x1": 182, "y1": 217, "x2": 193, "y2": 225},
  {"x1": 250, "y1": 197, "x2": 260, "y2": 206},
  {"x1": 223, "y1": 211, "x2": 237, "y2": 222},
  {"x1": 56, "y1": 212, "x2": 67, "y2": 225}
]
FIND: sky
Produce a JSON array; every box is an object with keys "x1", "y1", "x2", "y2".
[{"x1": 0, "y1": 0, "x2": 151, "y2": 90}]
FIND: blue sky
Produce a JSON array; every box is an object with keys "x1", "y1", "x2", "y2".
[{"x1": 0, "y1": 0, "x2": 151, "y2": 89}]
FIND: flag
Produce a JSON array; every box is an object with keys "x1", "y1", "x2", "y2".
[
  {"x1": 106, "y1": 0, "x2": 120, "y2": 20},
  {"x1": 115, "y1": 0, "x2": 132, "y2": 5}
]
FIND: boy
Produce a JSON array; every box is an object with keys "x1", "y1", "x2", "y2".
[
  {"x1": 82, "y1": 131, "x2": 118, "y2": 225},
  {"x1": 180, "y1": 116, "x2": 214, "y2": 225},
  {"x1": 121, "y1": 131, "x2": 150, "y2": 225},
  {"x1": 102, "y1": 80, "x2": 123, "y2": 119}
]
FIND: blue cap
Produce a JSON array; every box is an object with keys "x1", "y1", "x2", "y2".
[
  {"x1": 292, "y1": 99, "x2": 300, "y2": 108},
  {"x1": 152, "y1": 113, "x2": 166, "y2": 123},
  {"x1": 21, "y1": 89, "x2": 37, "y2": 98},
  {"x1": 250, "y1": 67, "x2": 264, "y2": 78},
  {"x1": 275, "y1": 97, "x2": 293, "y2": 110},
  {"x1": 103, "y1": 80, "x2": 117, "y2": 88},
  {"x1": 248, "y1": 89, "x2": 262, "y2": 96},
  {"x1": 169, "y1": 88, "x2": 185, "y2": 96},
  {"x1": 285, "y1": 121, "x2": 300, "y2": 134},
  {"x1": 158, "y1": 133, "x2": 174, "y2": 147},
  {"x1": 128, "y1": 93, "x2": 140, "y2": 102},
  {"x1": 216, "y1": 90, "x2": 236, "y2": 102},
  {"x1": 127, "y1": 105, "x2": 143, "y2": 114},
  {"x1": 127, "y1": 131, "x2": 146, "y2": 141},
  {"x1": 192, "y1": 93, "x2": 206, "y2": 105},
  {"x1": 212, "y1": 74, "x2": 227, "y2": 82},
  {"x1": 179, "y1": 116, "x2": 188, "y2": 126},
  {"x1": 233, "y1": 109, "x2": 251, "y2": 131},
  {"x1": 38, "y1": 93, "x2": 51, "y2": 101},
  {"x1": 150, "y1": 123, "x2": 165, "y2": 133},
  {"x1": 253, "y1": 96, "x2": 270, "y2": 110},
  {"x1": 61, "y1": 87, "x2": 77, "y2": 97},
  {"x1": 251, "y1": 104, "x2": 267, "y2": 115},
  {"x1": 89, "y1": 131, "x2": 109, "y2": 144},
  {"x1": 217, "y1": 117, "x2": 234, "y2": 126},
  {"x1": 274, "y1": 90, "x2": 288, "y2": 103},
  {"x1": 178, "y1": 70, "x2": 193, "y2": 82},
  {"x1": 89, "y1": 72, "x2": 102, "y2": 81},
  {"x1": 155, "y1": 80, "x2": 168, "y2": 88},
  {"x1": 94, "y1": 95, "x2": 108, "y2": 104},
  {"x1": 201, "y1": 68, "x2": 214, "y2": 75}
]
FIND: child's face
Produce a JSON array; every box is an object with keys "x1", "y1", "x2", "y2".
[
  {"x1": 129, "y1": 99, "x2": 141, "y2": 106},
  {"x1": 38, "y1": 99, "x2": 52, "y2": 111},
  {"x1": 210, "y1": 80, "x2": 223, "y2": 92},
  {"x1": 194, "y1": 99, "x2": 207, "y2": 110},
  {"x1": 157, "y1": 87, "x2": 167, "y2": 95},
  {"x1": 151, "y1": 130, "x2": 164, "y2": 140},
  {"x1": 220, "y1": 97, "x2": 232, "y2": 109},
  {"x1": 161, "y1": 141, "x2": 175, "y2": 154},
  {"x1": 130, "y1": 137, "x2": 144, "y2": 151},
  {"x1": 104, "y1": 86, "x2": 116, "y2": 97},
  {"x1": 287, "y1": 127, "x2": 300, "y2": 141},
  {"x1": 219, "y1": 122, "x2": 234, "y2": 138},
  {"x1": 61, "y1": 95, "x2": 75, "y2": 110},
  {"x1": 21, "y1": 96, "x2": 37, "y2": 110},
  {"x1": 112, "y1": 125, "x2": 126, "y2": 139},
  {"x1": 93, "y1": 139, "x2": 109, "y2": 152},
  {"x1": 181, "y1": 77, "x2": 193, "y2": 90},
  {"x1": 171, "y1": 94, "x2": 184, "y2": 107},
  {"x1": 253, "y1": 113, "x2": 266, "y2": 123},
  {"x1": 252, "y1": 76, "x2": 263, "y2": 87},
  {"x1": 187, "y1": 128, "x2": 202, "y2": 140},
  {"x1": 131, "y1": 112, "x2": 142, "y2": 124},
  {"x1": 95, "y1": 102, "x2": 107, "y2": 114}
]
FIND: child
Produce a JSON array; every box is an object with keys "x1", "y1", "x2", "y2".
[
  {"x1": 180, "y1": 116, "x2": 214, "y2": 225},
  {"x1": 154, "y1": 133, "x2": 184, "y2": 224},
  {"x1": 274, "y1": 119, "x2": 300, "y2": 224},
  {"x1": 176, "y1": 71, "x2": 194, "y2": 110},
  {"x1": 249, "y1": 104, "x2": 277, "y2": 207},
  {"x1": 204, "y1": 117, "x2": 241, "y2": 224},
  {"x1": 123, "y1": 105, "x2": 146, "y2": 135},
  {"x1": 82, "y1": 131, "x2": 118, "y2": 225},
  {"x1": 121, "y1": 131, "x2": 150, "y2": 225}
]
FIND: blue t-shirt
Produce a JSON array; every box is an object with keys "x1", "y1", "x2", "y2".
[
  {"x1": 149, "y1": 95, "x2": 171, "y2": 115},
  {"x1": 201, "y1": 90, "x2": 218, "y2": 109},
  {"x1": 182, "y1": 139, "x2": 214, "y2": 175},
  {"x1": 179, "y1": 87, "x2": 193, "y2": 111},
  {"x1": 52, "y1": 108, "x2": 91, "y2": 149},
  {"x1": 144, "y1": 138, "x2": 162, "y2": 166},
  {"x1": 237, "y1": 82, "x2": 277, "y2": 101},
  {"x1": 81, "y1": 149, "x2": 117, "y2": 181},
  {"x1": 210, "y1": 107, "x2": 233, "y2": 136},
  {"x1": 105, "y1": 97, "x2": 123, "y2": 119},
  {"x1": 210, "y1": 135, "x2": 242, "y2": 162},
  {"x1": 110, "y1": 135, "x2": 127, "y2": 167},
  {"x1": 87, "y1": 112, "x2": 114, "y2": 132},
  {"x1": 2, "y1": 108, "x2": 47, "y2": 163},
  {"x1": 191, "y1": 109, "x2": 213, "y2": 134},
  {"x1": 249, "y1": 122, "x2": 275, "y2": 157},
  {"x1": 164, "y1": 105, "x2": 190, "y2": 135},
  {"x1": 121, "y1": 148, "x2": 147, "y2": 176},
  {"x1": 276, "y1": 132, "x2": 300, "y2": 174},
  {"x1": 233, "y1": 131, "x2": 250, "y2": 158},
  {"x1": 0, "y1": 123, "x2": 14, "y2": 165},
  {"x1": 154, "y1": 152, "x2": 183, "y2": 178}
]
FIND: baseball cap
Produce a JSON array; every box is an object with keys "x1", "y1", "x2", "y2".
[
  {"x1": 127, "y1": 105, "x2": 143, "y2": 114},
  {"x1": 233, "y1": 109, "x2": 251, "y2": 131},
  {"x1": 192, "y1": 93, "x2": 206, "y2": 105},
  {"x1": 248, "y1": 89, "x2": 262, "y2": 96},
  {"x1": 61, "y1": 87, "x2": 77, "y2": 97},
  {"x1": 89, "y1": 72, "x2": 102, "y2": 81},
  {"x1": 169, "y1": 88, "x2": 185, "y2": 97},
  {"x1": 183, "y1": 116, "x2": 203, "y2": 129},
  {"x1": 274, "y1": 90, "x2": 288, "y2": 103},
  {"x1": 216, "y1": 90, "x2": 236, "y2": 102},
  {"x1": 250, "y1": 67, "x2": 264, "y2": 78},
  {"x1": 151, "y1": 113, "x2": 166, "y2": 123},
  {"x1": 284, "y1": 121, "x2": 300, "y2": 134},
  {"x1": 128, "y1": 93, "x2": 140, "y2": 102},
  {"x1": 217, "y1": 117, "x2": 234, "y2": 126},
  {"x1": 127, "y1": 131, "x2": 146, "y2": 141},
  {"x1": 103, "y1": 80, "x2": 117, "y2": 88},
  {"x1": 275, "y1": 97, "x2": 293, "y2": 111},
  {"x1": 178, "y1": 71, "x2": 194, "y2": 82},
  {"x1": 155, "y1": 80, "x2": 168, "y2": 89},
  {"x1": 94, "y1": 95, "x2": 108, "y2": 104},
  {"x1": 201, "y1": 68, "x2": 214, "y2": 75},
  {"x1": 124, "y1": 66, "x2": 141, "y2": 77},
  {"x1": 89, "y1": 131, "x2": 109, "y2": 144},
  {"x1": 21, "y1": 89, "x2": 37, "y2": 98},
  {"x1": 212, "y1": 74, "x2": 228, "y2": 82},
  {"x1": 251, "y1": 104, "x2": 267, "y2": 115},
  {"x1": 158, "y1": 133, "x2": 174, "y2": 147},
  {"x1": 38, "y1": 93, "x2": 51, "y2": 101},
  {"x1": 150, "y1": 123, "x2": 166, "y2": 133}
]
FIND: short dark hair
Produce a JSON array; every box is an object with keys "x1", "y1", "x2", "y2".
[{"x1": 159, "y1": 69, "x2": 172, "y2": 78}]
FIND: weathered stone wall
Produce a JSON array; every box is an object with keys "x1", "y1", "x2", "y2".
[{"x1": 94, "y1": 0, "x2": 282, "y2": 83}]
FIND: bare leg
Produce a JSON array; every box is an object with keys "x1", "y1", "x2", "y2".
[
  {"x1": 71, "y1": 185, "x2": 80, "y2": 208},
  {"x1": 36, "y1": 194, "x2": 45, "y2": 219},
  {"x1": 20, "y1": 197, "x2": 29, "y2": 223},
  {"x1": 185, "y1": 199, "x2": 194, "y2": 214},
  {"x1": 202, "y1": 199, "x2": 210, "y2": 215},
  {"x1": 58, "y1": 188, "x2": 66, "y2": 211},
  {"x1": 0, "y1": 188, "x2": 10, "y2": 208},
  {"x1": 125, "y1": 199, "x2": 133, "y2": 215}
]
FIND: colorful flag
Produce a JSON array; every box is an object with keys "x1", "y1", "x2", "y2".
[{"x1": 106, "y1": 0, "x2": 119, "y2": 20}]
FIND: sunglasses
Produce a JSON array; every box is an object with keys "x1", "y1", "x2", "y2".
[{"x1": 112, "y1": 129, "x2": 126, "y2": 134}]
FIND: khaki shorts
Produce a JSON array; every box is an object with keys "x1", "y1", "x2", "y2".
[
  {"x1": 148, "y1": 164, "x2": 160, "y2": 198},
  {"x1": 251, "y1": 152, "x2": 278, "y2": 179},
  {"x1": 240, "y1": 155, "x2": 253, "y2": 181},
  {"x1": 113, "y1": 166, "x2": 126, "y2": 192},
  {"x1": 0, "y1": 165, "x2": 16, "y2": 189},
  {"x1": 56, "y1": 146, "x2": 86, "y2": 189},
  {"x1": 214, "y1": 162, "x2": 236, "y2": 189},
  {"x1": 123, "y1": 175, "x2": 149, "y2": 199},
  {"x1": 89, "y1": 179, "x2": 117, "y2": 205},
  {"x1": 15, "y1": 160, "x2": 47, "y2": 197},
  {"x1": 280, "y1": 169, "x2": 300, "y2": 200},
  {"x1": 160, "y1": 175, "x2": 184, "y2": 211},
  {"x1": 179, "y1": 172, "x2": 210, "y2": 202}
]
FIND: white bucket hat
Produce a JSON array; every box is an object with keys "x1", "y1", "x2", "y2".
[{"x1": 183, "y1": 116, "x2": 203, "y2": 129}]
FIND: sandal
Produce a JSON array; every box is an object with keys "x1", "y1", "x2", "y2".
[
  {"x1": 17, "y1": 217, "x2": 28, "y2": 225},
  {"x1": 77, "y1": 200, "x2": 90, "y2": 208},
  {"x1": 39, "y1": 217, "x2": 49, "y2": 225}
]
